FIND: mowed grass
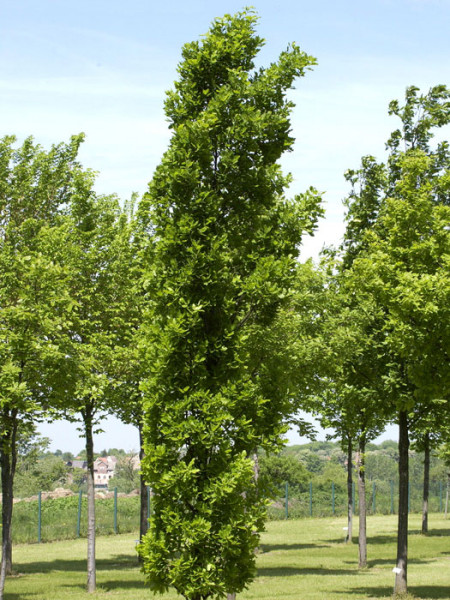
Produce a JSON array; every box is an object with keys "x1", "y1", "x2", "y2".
[{"x1": 4, "y1": 514, "x2": 450, "y2": 600}]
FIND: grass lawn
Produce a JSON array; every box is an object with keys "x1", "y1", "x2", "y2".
[{"x1": 4, "y1": 514, "x2": 450, "y2": 599}]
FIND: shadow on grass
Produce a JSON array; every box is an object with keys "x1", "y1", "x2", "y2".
[
  {"x1": 322, "y1": 534, "x2": 396, "y2": 545},
  {"x1": 341, "y1": 557, "x2": 433, "y2": 568},
  {"x1": 409, "y1": 586, "x2": 450, "y2": 599},
  {"x1": 425, "y1": 528, "x2": 450, "y2": 537},
  {"x1": 261, "y1": 542, "x2": 328, "y2": 552},
  {"x1": 257, "y1": 565, "x2": 357, "y2": 578},
  {"x1": 14, "y1": 554, "x2": 138, "y2": 575},
  {"x1": 345, "y1": 585, "x2": 450, "y2": 599},
  {"x1": 96, "y1": 579, "x2": 147, "y2": 592},
  {"x1": 58, "y1": 579, "x2": 147, "y2": 594}
]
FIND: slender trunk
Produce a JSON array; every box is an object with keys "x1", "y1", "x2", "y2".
[
  {"x1": 356, "y1": 440, "x2": 367, "y2": 568},
  {"x1": 85, "y1": 406, "x2": 96, "y2": 593},
  {"x1": 0, "y1": 449, "x2": 13, "y2": 600},
  {"x1": 421, "y1": 433, "x2": 430, "y2": 535},
  {"x1": 394, "y1": 410, "x2": 409, "y2": 595},
  {"x1": 445, "y1": 472, "x2": 449, "y2": 519},
  {"x1": 346, "y1": 438, "x2": 353, "y2": 543},
  {"x1": 0, "y1": 412, "x2": 18, "y2": 600},
  {"x1": 139, "y1": 423, "x2": 149, "y2": 543}
]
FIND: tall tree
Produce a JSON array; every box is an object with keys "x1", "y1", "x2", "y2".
[
  {"x1": 138, "y1": 11, "x2": 322, "y2": 600},
  {"x1": 60, "y1": 190, "x2": 134, "y2": 592},
  {"x1": 0, "y1": 135, "x2": 88, "y2": 599},
  {"x1": 310, "y1": 261, "x2": 389, "y2": 562},
  {"x1": 345, "y1": 85, "x2": 450, "y2": 595}
]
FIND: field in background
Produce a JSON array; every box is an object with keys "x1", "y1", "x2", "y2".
[{"x1": 5, "y1": 514, "x2": 450, "y2": 600}]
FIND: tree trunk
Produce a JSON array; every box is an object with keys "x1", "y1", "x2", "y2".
[
  {"x1": 85, "y1": 406, "x2": 96, "y2": 593},
  {"x1": 421, "y1": 433, "x2": 430, "y2": 535},
  {"x1": 346, "y1": 438, "x2": 353, "y2": 543},
  {"x1": 445, "y1": 472, "x2": 449, "y2": 519},
  {"x1": 139, "y1": 423, "x2": 149, "y2": 543},
  {"x1": 394, "y1": 410, "x2": 409, "y2": 595},
  {"x1": 0, "y1": 412, "x2": 18, "y2": 600},
  {"x1": 356, "y1": 440, "x2": 367, "y2": 568}
]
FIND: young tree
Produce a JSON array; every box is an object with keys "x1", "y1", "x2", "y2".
[
  {"x1": 311, "y1": 266, "x2": 389, "y2": 562},
  {"x1": 0, "y1": 135, "x2": 89, "y2": 599},
  {"x1": 60, "y1": 192, "x2": 135, "y2": 593},
  {"x1": 346, "y1": 85, "x2": 450, "y2": 595},
  {"x1": 138, "y1": 11, "x2": 322, "y2": 600}
]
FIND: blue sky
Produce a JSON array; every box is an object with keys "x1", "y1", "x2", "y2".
[{"x1": 2, "y1": 0, "x2": 449, "y2": 453}]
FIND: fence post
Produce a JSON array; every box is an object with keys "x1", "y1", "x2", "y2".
[
  {"x1": 77, "y1": 489, "x2": 82, "y2": 538},
  {"x1": 147, "y1": 486, "x2": 151, "y2": 520},
  {"x1": 372, "y1": 482, "x2": 376, "y2": 514},
  {"x1": 38, "y1": 491, "x2": 42, "y2": 543},
  {"x1": 439, "y1": 481, "x2": 443, "y2": 513},
  {"x1": 309, "y1": 482, "x2": 312, "y2": 517},
  {"x1": 114, "y1": 487, "x2": 118, "y2": 534},
  {"x1": 390, "y1": 481, "x2": 394, "y2": 514},
  {"x1": 332, "y1": 482, "x2": 335, "y2": 515},
  {"x1": 285, "y1": 483, "x2": 289, "y2": 520},
  {"x1": 408, "y1": 482, "x2": 411, "y2": 513}
]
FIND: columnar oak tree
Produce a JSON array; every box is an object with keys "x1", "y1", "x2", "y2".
[{"x1": 138, "y1": 11, "x2": 322, "y2": 600}]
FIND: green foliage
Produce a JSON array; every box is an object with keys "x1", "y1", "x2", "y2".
[
  {"x1": 259, "y1": 453, "x2": 310, "y2": 494},
  {"x1": 313, "y1": 462, "x2": 347, "y2": 493},
  {"x1": 138, "y1": 10, "x2": 321, "y2": 599},
  {"x1": 14, "y1": 455, "x2": 69, "y2": 498},
  {"x1": 108, "y1": 456, "x2": 140, "y2": 494},
  {"x1": 346, "y1": 85, "x2": 450, "y2": 416},
  {"x1": 0, "y1": 133, "x2": 88, "y2": 430}
]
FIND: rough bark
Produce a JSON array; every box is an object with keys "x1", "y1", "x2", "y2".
[
  {"x1": 421, "y1": 433, "x2": 430, "y2": 535},
  {"x1": 0, "y1": 412, "x2": 18, "y2": 600},
  {"x1": 346, "y1": 438, "x2": 353, "y2": 543},
  {"x1": 139, "y1": 423, "x2": 149, "y2": 543},
  {"x1": 356, "y1": 440, "x2": 367, "y2": 568},
  {"x1": 394, "y1": 410, "x2": 409, "y2": 595},
  {"x1": 84, "y1": 405, "x2": 96, "y2": 593}
]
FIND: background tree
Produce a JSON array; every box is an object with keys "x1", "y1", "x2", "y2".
[
  {"x1": 59, "y1": 189, "x2": 135, "y2": 593},
  {"x1": 13, "y1": 433, "x2": 69, "y2": 497},
  {"x1": 108, "y1": 455, "x2": 140, "y2": 493},
  {"x1": 111, "y1": 196, "x2": 153, "y2": 543},
  {"x1": 310, "y1": 260, "x2": 389, "y2": 562},
  {"x1": 138, "y1": 11, "x2": 322, "y2": 600},
  {"x1": 345, "y1": 85, "x2": 450, "y2": 595},
  {"x1": 0, "y1": 134, "x2": 89, "y2": 599},
  {"x1": 259, "y1": 453, "x2": 310, "y2": 495}
]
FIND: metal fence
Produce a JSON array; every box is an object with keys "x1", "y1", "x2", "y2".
[
  {"x1": 7, "y1": 480, "x2": 448, "y2": 544},
  {"x1": 268, "y1": 480, "x2": 447, "y2": 520}
]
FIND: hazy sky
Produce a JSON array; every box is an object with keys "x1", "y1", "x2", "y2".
[{"x1": 2, "y1": 0, "x2": 449, "y2": 453}]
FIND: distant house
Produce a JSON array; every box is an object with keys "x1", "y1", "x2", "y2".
[
  {"x1": 93, "y1": 456, "x2": 117, "y2": 488},
  {"x1": 67, "y1": 459, "x2": 88, "y2": 470},
  {"x1": 66, "y1": 456, "x2": 119, "y2": 488}
]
